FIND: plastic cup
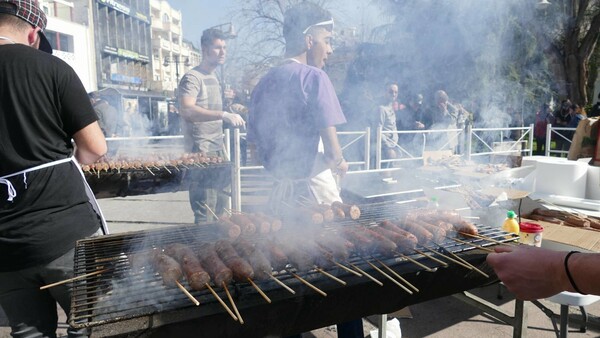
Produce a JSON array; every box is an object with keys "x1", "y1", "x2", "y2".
[{"x1": 518, "y1": 222, "x2": 544, "y2": 247}]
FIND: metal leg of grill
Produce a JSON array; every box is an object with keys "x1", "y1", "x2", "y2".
[
  {"x1": 453, "y1": 291, "x2": 528, "y2": 338},
  {"x1": 377, "y1": 314, "x2": 387, "y2": 338}
]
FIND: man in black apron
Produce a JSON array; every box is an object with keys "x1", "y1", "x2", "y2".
[{"x1": 0, "y1": 1, "x2": 107, "y2": 336}]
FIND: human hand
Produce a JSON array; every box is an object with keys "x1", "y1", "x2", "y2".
[
  {"x1": 486, "y1": 245, "x2": 567, "y2": 300},
  {"x1": 222, "y1": 112, "x2": 246, "y2": 128},
  {"x1": 415, "y1": 121, "x2": 425, "y2": 129}
]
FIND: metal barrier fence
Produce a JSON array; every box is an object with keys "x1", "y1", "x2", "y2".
[
  {"x1": 545, "y1": 124, "x2": 576, "y2": 157},
  {"x1": 103, "y1": 125, "x2": 538, "y2": 211}
]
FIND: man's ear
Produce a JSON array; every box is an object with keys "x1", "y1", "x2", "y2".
[
  {"x1": 305, "y1": 34, "x2": 313, "y2": 50},
  {"x1": 27, "y1": 27, "x2": 41, "y2": 48}
]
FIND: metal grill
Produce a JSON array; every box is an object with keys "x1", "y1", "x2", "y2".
[
  {"x1": 69, "y1": 200, "x2": 517, "y2": 332},
  {"x1": 83, "y1": 162, "x2": 232, "y2": 198}
]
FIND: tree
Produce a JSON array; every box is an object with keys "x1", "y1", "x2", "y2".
[{"x1": 531, "y1": 0, "x2": 600, "y2": 104}]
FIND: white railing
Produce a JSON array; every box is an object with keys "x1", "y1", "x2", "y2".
[
  {"x1": 377, "y1": 127, "x2": 463, "y2": 169},
  {"x1": 467, "y1": 124, "x2": 534, "y2": 160},
  {"x1": 545, "y1": 124, "x2": 576, "y2": 157}
]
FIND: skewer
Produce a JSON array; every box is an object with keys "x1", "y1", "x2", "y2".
[
  {"x1": 364, "y1": 260, "x2": 412, "y2": 294},
  {"x1": 205, "y1": 283, "x2": 238, "y2": 321},
  {"x1": 40, "y1": 268, "x2": 110, "y2": 290},
  {"x1": 314, "y1": 267, "x2": 346, "y2": 285},
  {"x1": 330, "y1": 260, "x2": 362, "y2": 277},
  {"x1": 200, "y1": 202, "x2": 219, "y2": 220},
  {"x1": 267, "y1": 273, "x2": 296, "y2": 294},
  {"x1": 421, "y1": 246, "x2": 473, "y2": 270},
  {"x1": 222, "y1": 282, "x2": 244, "y2": 324},
  {"x1": 447, "y1": 236, "x2": 494, "y2": 253},
  {"x1": 433, "y1": 246, "x2": 490, "y2": 278},
  {"x1": 247, "y1": 278, "x2": 271, "y2": 303},
  {"x1": 348, "y1": 263, "x2": 383, "y2": 286},
  {"x1": 412, "y1": 248, "x2": 449, "y2": 267},
  {"x1": 289, "y1": 271, "x2": 327, "y2": 297},
  {"x1": 162, "y1": 165, "x2": 172, "y2": 174},
  {"x1": 175, "y1": 280, "x2": 200, "y2": 306},
  {"x1": 373, "y1": 258, "x2": 419, "y2": 292},
  {"x1": 458, "y1": 231, "x2": 517, "y2": 246},
  {"x1": 145, "y1": 167, "x2": 155, "y2": 176},
  {"x1": 397, "y1": 253, "x2": 435, "y2": 272}
]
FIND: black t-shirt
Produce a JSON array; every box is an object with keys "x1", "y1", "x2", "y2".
[{"x1": 0, "y1": 45, "x2": 100, "y2": 271}]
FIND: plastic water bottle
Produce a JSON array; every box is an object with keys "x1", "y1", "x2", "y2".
[{"x1": 502, "y1": 210, "x2": 520, "y2": 234}]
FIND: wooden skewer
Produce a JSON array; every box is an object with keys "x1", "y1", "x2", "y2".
[
  {"x1": 199, "y1": 202, "x2": 219, "y2": 220},
  {"x1": 330, "y1": 260, "x2": 362, "y2": 277},
  {"x1": 397, "y1": 253, "x2": 435, "y2": 272},
  {"x1": 146, "y1": 167, "x2": 155, "y2": 176},
  {"x1": 175, "y1": 280, "x2": 200, "y2": 306},
  {"x1": 315, "y1": 267, "x2": 346, "y2": 285},
  {"x1": 290, "y1": 271, "x2": 327, "y2": 297},
  {"x1": 447, "y1": 236, "x2": 494, "y2": 253},
  {"x1": 421, "y1": 246, "x2": 473, "y2": 270},
  {"x1": 373, "y1": 258, "x2": 419, "y2": 292},
  {"x1": 163, "y1": 165, "x2": 172, "y2": 174},
  {"x1": 412, "y1": 248, "x2": 449, "y2": 267},
  {"x1": 348, "y1": 263, "x2": 383, "y2": 286},
  {"x1": 433, "y1": 246, "x2": 490, "y2": 278},
  {"x1": 459, "y1": 231, "x2": 517, "y2": 247},
  {"x1": 267, "y1": 273, "x2": 296, "y2": 294},
  {"x1": 247, "y1": 278, "x2": 271, "y2": 303},
  {"x1": 222, "y1": 282, "x2": 244, "y2": 324},
  {"x1": 364, "y1": 260, "x2": 412, "y2": 294},
  {"x1": 205, "y1": 283, "x2": 237, "y2": 321},
  {"x1": 40, "y1": 268, "x2": 109, "y2": 290}
]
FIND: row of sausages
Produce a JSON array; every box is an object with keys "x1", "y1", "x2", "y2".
[
  {"x1": 285, "y1": 201, "x2": 361, "y2": 225},
  {"x1": 82, "y1": 152, "x2": 223, "y2": 173},
  {"x1": 132, "y1": 210, "x2": 478, "y2": 290},
  {"x1": 217, "y1": 212, "x2": 283, "y2": 239}
]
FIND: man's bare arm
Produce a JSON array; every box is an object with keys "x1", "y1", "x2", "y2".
[
  {"x1": 73, "y1": 121, "x2": 107, "y2": 164},
  {"x1": 320, "y1": 126, "x2": 348, "y2": 176},
  {"x1": 179, "y1": 96, "x2": 245, "y2": 127}
]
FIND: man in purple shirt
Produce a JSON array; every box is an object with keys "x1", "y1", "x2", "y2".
[
  {"x1": 248, "y1": 2, "x2": 349, "y2": 210},
  {"x1": 248, "y1": 3, "x2": 362, "y2": 338}
]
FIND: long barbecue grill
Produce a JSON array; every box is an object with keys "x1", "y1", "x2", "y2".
[{"x1": 70, "y1": 201, "x2": 516, "y2": 337}]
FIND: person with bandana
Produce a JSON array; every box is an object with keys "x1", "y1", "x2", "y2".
[{"x1": 248, "y1": 3, "x2": 363, "y2": 337}]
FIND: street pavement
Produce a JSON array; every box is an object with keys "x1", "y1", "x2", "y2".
[{"x1": 2, "y1": 191, "x2": 600, "y2": 337}]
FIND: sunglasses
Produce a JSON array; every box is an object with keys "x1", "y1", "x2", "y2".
[{"x1": 303, "y1": 18, "x2": 335, "y2": 35}]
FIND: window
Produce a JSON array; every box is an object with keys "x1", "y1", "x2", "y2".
[
  {"x1": 162, "y1": 13, "x2": 169, "y2": 23},
  {"x1": 45, "y1": 31, "x2": 74, "y2": 53}
]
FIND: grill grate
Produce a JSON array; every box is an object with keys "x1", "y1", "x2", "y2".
[{"x1": 70, "y1": 200, "x2": 517, "y2": 329}]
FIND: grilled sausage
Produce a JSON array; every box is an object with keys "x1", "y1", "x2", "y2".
[
  {"x1": 289, "y1": 207, "x2": 324, "y2": 225},
  {"x1": 370, "y1": 226, "x2": 417, "y2": 252},
  {"x1": 412, "y1": 220, "x2": 446, "y2": 243},
  {"x1": 341, "y1": 228, "x2": 374, "y2": 254},
  {"x1": 256, "y1": 212, "x2": 283, "y2": 232},
  {"x1": 261, "y1": 239, "x2": 289, "y2": 271},
  {"x1": 314, "y1": 232, "x2": 351, "y2": 261},
  {"x1": 246, "y1": 213, "x2": 271, "y2": 234},
  {"x1": 214, "y1": 239, "x2": 255, "y2": 282},
  {"x1": 217, "y1": 216, "x2": 242, "y2": 239},
  {"x1": 164, "y1": 243, "x2": 211, "y2": 290},
  {"x1": 360, "y1": 228, "x2": 397, "y2": 255},
  {"x1": 396, "y1": 219, "x2": 434, "y2": 244},
  {"x1": 150, "y1": 252, "x2": 183, "y2": 287},
  {"x1": 331, "y1": 201, "x2": 361, "y2": 220},
  {"x1": 197, "y1": 243, "x2": 233, "y2": 286},
  {"x1": 314, "y1": 204, "x2": 335, "y2": 222},
  {"x1": 379, "y1": 220, "x2": 419, "y2": 243},
  {"x1": 233, "y1": 239, "x2": 273, "y2": 280},
  {"x1": 331, "y1": 204, "x2": 346, "y2": 219},
  {"x1": 229, "y1": 214, "x2": 257, "y2": 235}
]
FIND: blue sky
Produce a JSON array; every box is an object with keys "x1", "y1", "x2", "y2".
[{"x1": 167, "y1": 0, "x2": 234, "y2": 46}]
